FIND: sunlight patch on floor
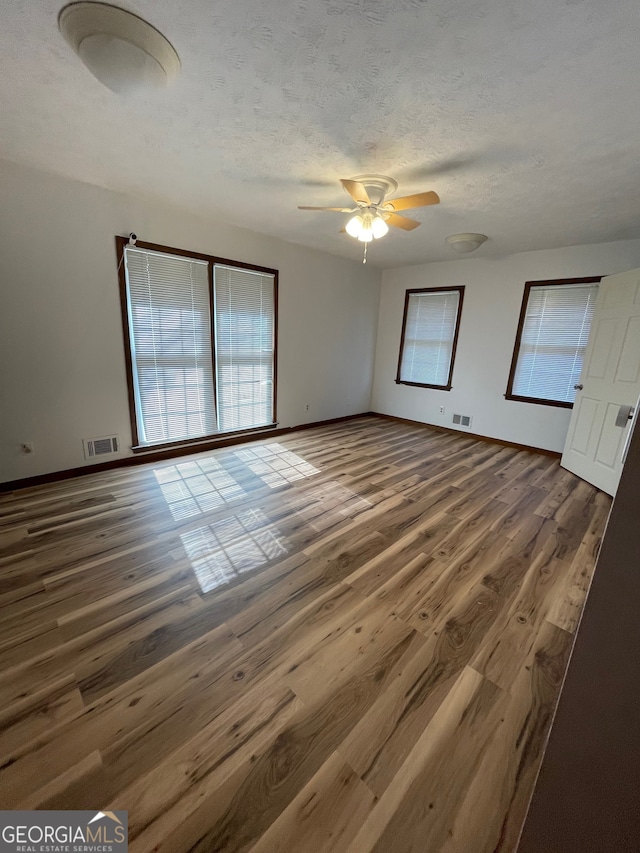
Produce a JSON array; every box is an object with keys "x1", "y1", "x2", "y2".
[
  {"x1": 233, "y1": 443, "x2": 320, "y2": 488},
  {"x1": 180, "y1": 508, "x2": 288, "y2": 592},
  {"x1": 154, "y1": 458, "x2": 246, "y2": 520}
]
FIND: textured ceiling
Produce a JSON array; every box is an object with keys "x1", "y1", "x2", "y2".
[{"x1": 2, "y1": 0, "x2": 640, "y2": 267}]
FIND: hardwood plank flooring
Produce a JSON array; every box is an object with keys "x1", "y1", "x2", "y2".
[{"x1": 0, "y1": 416, "x2": 611, "y2": 852}]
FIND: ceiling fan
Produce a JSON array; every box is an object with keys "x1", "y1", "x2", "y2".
[{"x1": 298, "y1": 174, "x2": 440, "y2": 245}]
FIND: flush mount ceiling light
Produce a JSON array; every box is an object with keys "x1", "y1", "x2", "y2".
[
  {"x1": 446, "y1": 233, "x2": 488, "y2": 253},
  {"x1": 58, "y1": 2, "x2": 180, "y2": 94}
]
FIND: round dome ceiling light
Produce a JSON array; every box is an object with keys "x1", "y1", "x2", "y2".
[
  {"x1": 446, "y1": 233, "x2": 488, "y2": 253},
  {"x1": 58, "y1": 2, "x2": 180, "y2": 94}
]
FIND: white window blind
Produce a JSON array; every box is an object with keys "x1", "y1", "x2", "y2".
[
  {"x1": 213, "y1": 265, "x2": 275, "y2": 432},
  {"x1": 512, "y1": 282, "x2": 599, "y2": 404},
  {"x1": 399, "y1": 289, "x2": 462, "y2": 387},
  {"x1": 124, "y1": 247, "x2": 215, "y2": 445}
]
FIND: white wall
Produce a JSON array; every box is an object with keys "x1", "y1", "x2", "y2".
[
  {"x1": 0, "y1": 160, "x2": 380, "y2": 482},
  {"x1": 372, "y1": 240, "x2": 640, "y2": 452}
]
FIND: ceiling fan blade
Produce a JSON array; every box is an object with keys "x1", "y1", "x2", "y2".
[
  {"x1": 384, "y1": 191, "x2": 440, "y2": 212},
  {"x1": 385, "y1": 212, "x2": 421, "y2": 231},
  {"x1": 341, "y1": 179, "x2": 371, "y2": 205},
  {"x1": 298, "y1": 206, "x2": 353, "y2": 211}
]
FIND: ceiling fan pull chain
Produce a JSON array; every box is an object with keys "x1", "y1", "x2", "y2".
[{"x1": 363, "y1": 242, "x2": 368, "y2": 264}]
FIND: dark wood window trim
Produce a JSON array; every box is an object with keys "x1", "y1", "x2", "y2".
[
  {"x1": 130, "y1": 423, "x2": 279, "y2": 455},
  {"x1": 395, "y1": 286, "x2": 465, "y2": 391},
  {"x1": 115, "y1": 236, "x2": 279, "y2": 452},
  {"x1": 504, "y1": 276, "x2": 602, "y2": 409}
]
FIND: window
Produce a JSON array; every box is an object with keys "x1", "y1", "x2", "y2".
[
  {"x1": 396, "y1": 287, "x2": 465, "y2": 389},
  {"x1": 117, "y1": 238, "x2": 277, "y2": 450},
  {"x1": 506, "y1": 277, "x2": 600, "y2": 407},
  {"x1": 214, "y1": 265, "x2": 276, "y2": 433}
]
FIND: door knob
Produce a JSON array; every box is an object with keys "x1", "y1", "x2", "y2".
[{"x1": 574, "y1": 384, "x2": 583, "y2": 390}]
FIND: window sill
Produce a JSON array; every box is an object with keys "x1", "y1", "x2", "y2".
[
  {"x1": 504, "y1": 394, "x2": 573, "y2": 409},
  {"x1": 395, "y1": 379, "x2": 452, "y2": 391},
  {"x1": 131, "y1": 423, "x2": 279, "y2": 454}
]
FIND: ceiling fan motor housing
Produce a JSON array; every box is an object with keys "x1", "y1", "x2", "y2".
[{"x1": 350, "y1": 175, "x2": 398, "y2": 206}]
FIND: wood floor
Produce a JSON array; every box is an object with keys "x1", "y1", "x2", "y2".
[{"x1": 0, "y1": 416, "x2": 611, "y2": 852}]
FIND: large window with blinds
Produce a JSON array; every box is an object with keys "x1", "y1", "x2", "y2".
[
  {"x1": 505, "y1": 277, "x2": 600, "y2": 407},
  {"x1": 117, "y1": 238, "x2": 277, "y2": 450},
  {"x1": 396, "y1": 287, "x2": 465, "y2": 389}
]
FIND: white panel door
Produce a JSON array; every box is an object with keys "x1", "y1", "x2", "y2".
[{"x1": 561, "y1": 268, "x2": 640, "y2": 496}]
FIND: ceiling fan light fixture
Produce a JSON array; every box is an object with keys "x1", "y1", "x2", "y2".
[
  {"x1": 58, "y1": 2, "x2": 180, "y2": 94},
  {"x1": 346, "y1": 211, "x2": 388, "y2": 242},
  {"x1": 446, "y1": 233, "x2": 488, "y2": 253},
  {"x1": 346, "y1": 214, "x2": 364, "y2": 238},
  {"x1": 357, "y1": 212, "x2": 375, "y2": 242},
  {"x1": 371, "y1": 216, "x2": 389, "y2": 239}
]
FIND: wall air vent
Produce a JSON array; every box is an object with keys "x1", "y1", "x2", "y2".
[
  {"x1": 452, "y1": 414, "x2": 472, "y2": 428},
  {"x1": 83, "y1": 434, "x2": 120, "y2": 459}
]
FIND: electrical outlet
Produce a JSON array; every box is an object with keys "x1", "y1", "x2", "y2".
[
  {"x1": 439, "y1": 406, "x2": 445, "y2": 414},
  {"x1": 305, "y1": 404, "x2": 310, "y2": 411},
  {"x1": 21, "y1": 442, "x2": 34, "y2": 455}
]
